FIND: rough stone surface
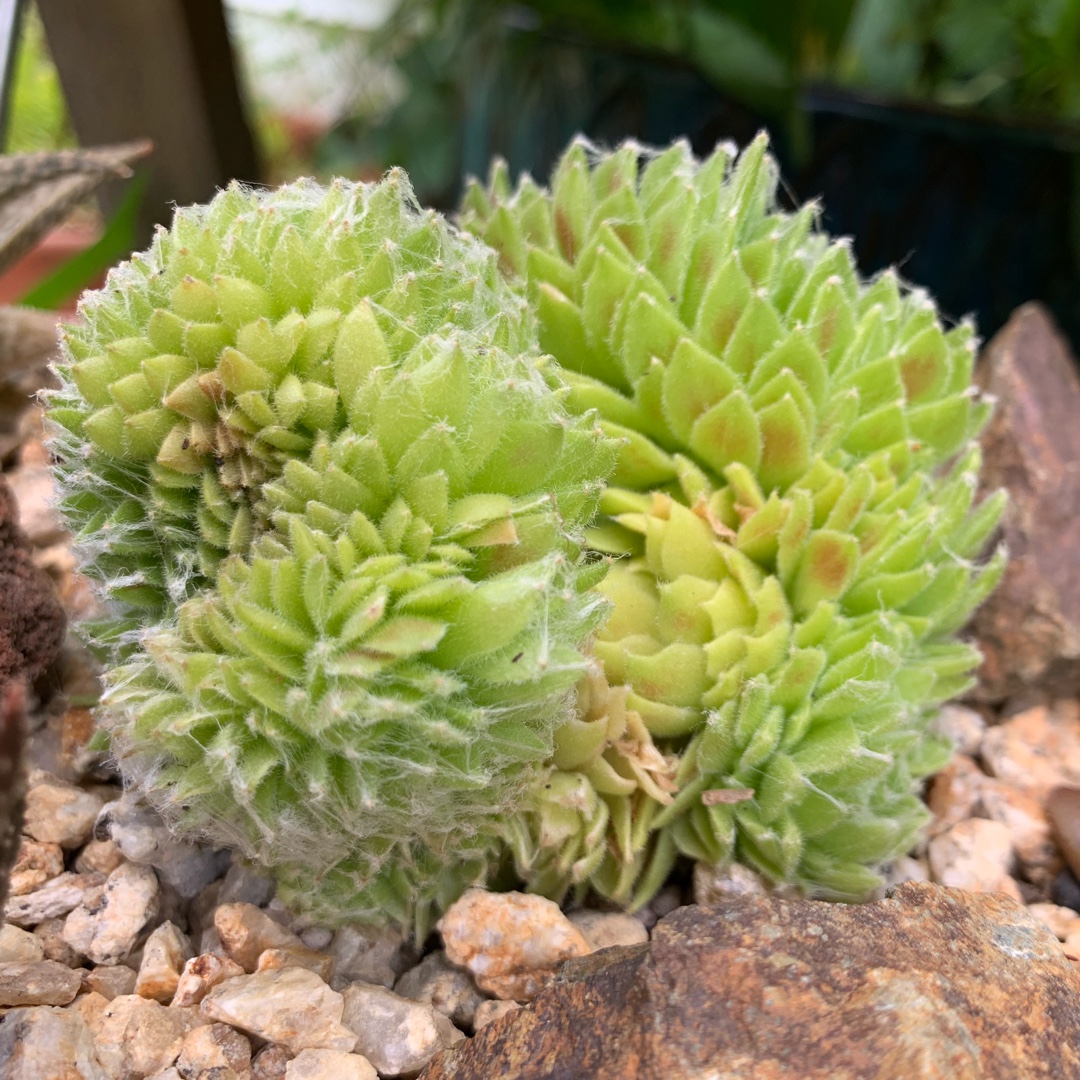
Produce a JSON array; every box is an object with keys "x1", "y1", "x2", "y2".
[
  {"x1": 0, "y1": 959, "x2": 82, "y2": 1006},
  {"x1": 8, "y1": 837, "x2": 64, "y2": 895},
  {"x1": 925, "y1": 754, "x2": 985, "y2": 836},
  {"x1": 692, "y1": 861, "x2": 770, "y2": 906},
  {"x1": 0, "y1": 1005, "x2": 109, "y2": 1080},
  {"x1": 34, "y1": 916, "x2": 84, "y2": 967},
  {"x1": 567, "y1": 911, "x2": 649, "y2": 952},
  {"x1": 341, "y1": 981, "x2": 465, "y2": 1077},
  {"x1": 471, "y1": 999, "x2": 521, "y2": 1032},
  {"x1": 96, "y1": 794, "x2": 230, "y2": 900},
  {"x1": 419, "y1": 882, "x2": 1080, "y2": 1079},
  {"x1": 217, "y1": 861, "x2": 276, "y2": 909},
  {"x1": 0, "y1": 923, "x2": 44, "y2": 963},
  {"x1": 176, "y1": 1022, "x2": 253, "y2": 1078},
  {"x1": 63, "y1": 862, "x2": 160, "y2": 964},
  {"x1": 1047, "y1": 785, "x2": 1080, "y2": 884},
  {"x1": 980, "y1": 778, "x2": 1060, "y2": 882},
  {"x1": 75, "y1": 840, "x2": 125, "y2": 877},
  {"x1": 972, "y1": 303, "x2": 1080, "y2": 701},
  {"x1": 927, "y1": 818, "x2": 1020, "y2": 898},
  {"x1": 173, "y1": 953, "x2": 247, "y2": 1008},
  {"x1": 981, "y1": 705, "x2": 1080, "y2": 799},
  {"x1": 3, "y1": 871, "x2": 104, "y2": 928},
  {"x1": 285, "y1": 1048, "x2": 378, "y2": 1080},
  {"x1": 85, "y1": 963, "x2": 138, "y2": 1001},
  {"x1": 394, "y1": 951, "x2": 485, "y2": 1030},
  {"x1": 437, "y1": 889, "x2": 591, "y2": 1002},
  {"x1": 256, "y1": 945, "x2": 334, "y2": 983},
  {"x1": 251, "y1": 1045, "x2": 291, "y2": 1079},
  {"x1": 81, "y1": 993, "x2": 200, "y2": 1080},
  {"x1": 931, "y1": 704, "x2": 987, "y2": 758},
  {"x1": 1027, "y1": 902, "x2": 1080, "y2": 941},
  {"x1": 21, "y1": 771, "x2": 105, "y2": 849},
  {"x1": 136, "y1": 921, "x2": 193, "y2": 1003},
  {"x1": 200, "y1": 967, "x2": 355, "y2": 1055},
  {"x1": 214, "y1": 903, "x2": 304, "y2": 974},
  {"x1": 328, "y1": 925, "x2": 409, "y2": 990}
]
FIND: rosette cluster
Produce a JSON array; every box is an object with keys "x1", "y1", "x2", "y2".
[
  {"x1": 463, "y1": 134, "x2": 1006, "y2": 904},
  {"x1": 48, "y1": 173, "x2": 617, "y2": 933}
]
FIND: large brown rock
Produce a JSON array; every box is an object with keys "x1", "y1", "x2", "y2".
[
  {"x1": 972, "y1": 302, "x2": 1080, "y2": 702},
  {"x1": 421, "y1": 882, "x2": 1080, "y2": 1080}
]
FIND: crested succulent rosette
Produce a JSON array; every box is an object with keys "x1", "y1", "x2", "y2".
[
  {"x1": 463, "y1": 133, "x2": 1006, "y2": 905},
  {"x1": 47, "y1": 172, "x2": 617, "y2": 933}
]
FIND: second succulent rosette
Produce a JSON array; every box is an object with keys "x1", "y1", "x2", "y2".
[{"x1": 464, "y1": 133, "x2": 1006, "y2": 906}]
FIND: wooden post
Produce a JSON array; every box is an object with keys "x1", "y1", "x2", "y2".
[{"x1": 36, "y1": 0, "x2": 260, "y2": 241}]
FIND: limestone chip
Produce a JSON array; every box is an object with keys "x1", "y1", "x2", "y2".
[
  {"x1": 8, "y1": 837, "x2": 63, "y2": 895},
  {"x1": 437, "y1": 889, "x2": 590, "y2": 1002},
  {"x1": 22, "y1": 770, "x2": 105, "y2": 849},
  {"x1": 341, "y1": 981, "x2": 465, "y2": 1077},
  {"x1": 567, "y1": 911, "x2": 649, "y2": 952},
  {"x1": 136, "y1": 921, "x2": 194, "y2": 1003},
  {"x1": 81, "y1": 993, "x2": 201, "y2": 1079},
  {"x1": 63, "y1": 862, "x2": 160, "y2": 964},
  {"x1": 0, "y1": 1005, "x2": 109, "y2": 1080},
  {"x1": 173, "y1": 953, "x2": 247, "y2": 1008},
  {"x1": 285, "y1": 1048, "x2": 378, "y2": 1080},
  {"x1": 0, "y1": 959, "x2": 81, "y2": 1006},
  {"x1": 0, "y1": 923, "x2": 44, "y2": 963},
  {"x1": 214, "y1": 903, "x2": 304, "y2": 973},
  {"x1": 200, "y1": 967, "x2": 356, "y2": 1055},
  {"x1": 176, "y1": 1022, "x2": 253, "y2": 1078},
  {"x1": 394, "y1": 950, "x2": 485, "y2": 1030}
]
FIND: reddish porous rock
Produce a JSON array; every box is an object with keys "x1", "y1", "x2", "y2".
[
  {"x1": 420, "y1": 882, "x2": 1080, "y2": 1080},
  {"x1": 972, "y1": 303, "x2": 1080, "y2": 702}
]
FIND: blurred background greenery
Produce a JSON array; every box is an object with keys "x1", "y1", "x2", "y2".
[{"x1": 5, "y1": 0, "x2": 1080, "y2": 338}]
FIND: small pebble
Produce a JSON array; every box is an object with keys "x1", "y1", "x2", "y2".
[
  {"x1": 63, "y1": 862, "x2": 160, "y2": 964},
  {"x1": 394, "y1": 949, "x2": 485, "y2": 1029},
  {"x1": 567, "y1": 910, "x2": 649, "y2": 952},
  {"x1": 252, "y1": 1043, "x2": 291, "y2": 1079},
  {"x1": 201, "y1": 966, "x2": 356, "y2": 1055},
  {"x1": 34, "y1": 916, "x2": 84, "y2": 967},
  {"x1": 1052, "y1": 866, "x2": 1080, "y2": 911},
  {"x1": 218, "y1": 859, "x2": 277, "y2": 908},
  {"x1": 0, "y1": 1004, "x2": 108, "y2": 1080},
  {"x1": 8, "y1": 837, "x2": 64, "y2": 896},
  {"x1": 173, "y1": 953, "x2": 247, "y2": 1008},
  {"x1": 81, "y1": 992, "x2": 201, "y2": 1079},
  {"x1": 438, "y1": 888, "x2": 591, "y2": 1002},
  {"x1": 136, "y1": 921, "x2": 193, "y2": 1003},
  {"x1": 4, "y1": 871, "x2": 104, "y2": 928},
  {"x1": 0, "y1": 959, "x2": 82, "y2": 1006},
  {"x1": 932, "y1": 703, "x2": 987, "y2": 757},
  {"x1": 176, "y1": 1021, "x2": 253, "y2": 1077},
  {"x1": 927, "y1": 818, "x2": 1021, "y2": 898},
  {"x1": 473, "y1": 998, "x2": 522, "y2": 1031},
  {"x1": 85, "y1": 963, "x2": 138, "y2": 1001},
  {"x1": 1026, "y1": 902, "x2": 1080, "y2": 941},
  {"x1": 981, "y1": 778, "x2": 1060, "y2": 882},
  {"x1": 22, "y1": 770, "x2": 105, "y2": 849},
  {"x1": 328, "y1": 924, "x2": 410, "y2": 990},
  {"x1": 74, "y1": 839, "x2": 126, "y2": 876},
  {"x1": 1047, "y1": 785, "x2": 1080, "y2": 882},
  {"x1": 256, "y1": 944, "x2": 334, "y2": 983},
  {"x1": 693, "y1": 861, "x2": 769, "y2": 906},
  {"x1": 980, "y1": 705, "x2": 1080, "y2": 798},
  {"x1": 299, "y1": 927, "x2": 333, "y2": 952},
  {"x1": 341, "y1": 981, "x2": 465, "y2": 1077},
  {"x1": 286, "y1": 1047, "x2": 378, "y2": 1080},
  {"x1": 214, "y1": 902, "x2": 305, "y2": 973},
  {"x1": 926, "y1": 755, "x2": 985, "y2": 836},
  {"x1": 0, "y1": 924, "x2": 45, "y2": 964},
  {"x1": 649, "y1": 885, "x2": 684, "y2": 920}
]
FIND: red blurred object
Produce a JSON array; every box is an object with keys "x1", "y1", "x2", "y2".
[{"x1": 0, "y1": 223, "x2": 102, "y2": 312}]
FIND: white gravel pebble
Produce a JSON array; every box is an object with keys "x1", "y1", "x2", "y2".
[{"x1": 63, "y1": 862, "x2": 160, "y2": 965}]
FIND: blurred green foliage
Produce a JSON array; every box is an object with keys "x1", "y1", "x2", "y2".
[{"x1": 5, "y1": 5, "x2": 73, "y2": 155}]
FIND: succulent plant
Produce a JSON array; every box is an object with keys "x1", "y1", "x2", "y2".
[
  {"x1": 463, "y1": 133, "x2": 1006, "y2": 906},
  {"x1": 48, "y1": 172, "x2": 617, "y2": 933}
]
